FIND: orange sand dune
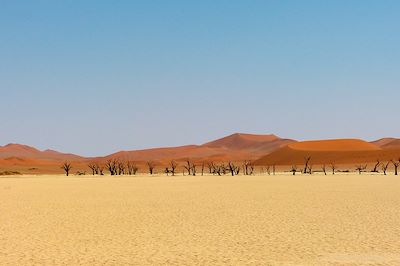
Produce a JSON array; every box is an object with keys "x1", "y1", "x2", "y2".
[
  {"x1": 103, "y1": 133, "x2": 294, "y2": 163},
  {"x1": 3, "y1": 135, "x2": 400, "y2": 174},
  {"x1": 0, "y1": 144, "x2": 83, "y2": 161},
  {"x1": 371, "y1": 138, "x2": 400, "y2": 150},
  {"x1": 255, "y1": 139, "x2": 400, "y2": 166},
  {"x1": 289, "y1": 139, "x2": 381, "y2": 151}
]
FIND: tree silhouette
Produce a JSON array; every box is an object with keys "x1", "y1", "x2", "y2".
[
  {"x1": 290, "y1": 165, "x2": 298, "y2": 175},
  {"x1": 382, "y1": 162, "x2": 390, "y2": 175},
  {"x1": 355, "y1": 164, "x2": 367, "y2": 175},
  {"x1": 147, "y1": 161, "x2": 156, "y2": 175},
  {"x1": 391, "y1": 159, "x2": 399, "y2": 176},
  {"x1": 371, "y1": 160, "x2": 381, "y2": 173},
  {"x1": 303, "y1": 156, "x2": 311, "y2": 174},
  {"x1": 169, "y1": 160, "x2": 178, "y2": 176},
  {"x1": 61, "y1": 162, "x2": 72, "y2": 176},
  {"x1": 322, "y1": 164, "x2": 327, "y2": 175}
]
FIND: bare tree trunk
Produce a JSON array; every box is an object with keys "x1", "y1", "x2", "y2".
[{"x1": 303, "y1": 157, "x2": 311, "y2": 174}]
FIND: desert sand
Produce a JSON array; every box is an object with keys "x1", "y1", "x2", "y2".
[{"x1": 1, "y1": 174, "x2": 400, "y2": 265}]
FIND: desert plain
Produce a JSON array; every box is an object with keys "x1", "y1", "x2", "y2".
[{"x1": 1, "y1": 173, "x2": 400, "y2": 265}]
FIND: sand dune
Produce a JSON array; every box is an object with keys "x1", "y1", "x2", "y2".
[
  {"x1": 0, "y1": 144, "x2": 83, "y2": 161},
  {"x1": 289, "y1": 139, "x2": 380, "y2": 151},
  {"x1": 3, "y1": 135, "x2": 400, "y2": 174},
  {"x1": 372, "y1": 138, "x2": 400, "y2": 150},
  {"x1": 104, "y1": 133, "x2": 295, "y2": 163},
  {"x1": 255, "y1": 139, "x2": 400, "y2": 166},
  {"x1": 1, "y1": 174, "x2": 400, "y2": 265}
]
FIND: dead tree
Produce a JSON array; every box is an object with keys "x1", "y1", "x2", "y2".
[
  {"x1": 147, "y1": 161, "x2": 155, "y2": 175},
  {"x1": 371, "y1": 160, "x2": 381, "y2": 173},
  {"x1": 88, "y1": 162, "x2": 97, "y2": 175},
  {"x1": 290, "y1": 165, "x2": 298, "y2": 175},
  {"x1": 303, "y1": 156, "x2": 311, "y2": 174},
  {"x1": 164, "y1": 167, "x2": 171, "y2": 176},
  {"x1": 207, "y1": 162, "x2": 214, "y2": 174},
  {"x1": 126, "y1": 161, "x2": 138, "y2": 175},
  {"x1": 307, "y1": 165, "x2": 313, "y2": 174},
  {"x1": 117, "y1": 160, "x2": 125, "y2": 175},
  {"x1": 355, "y1": 164, "x2": 367, "y2": 175},
  {"x1": 93, "y1": 163, "x2": 101, "y2": 175},
  {"x1": 243, "y1": 161, "x2": 254, "y2": 175},
  {"x1": 61, "y1": 162, "x2": 72, "y2": 176},
  {"x1": 330, "y1": 163, "x2": 336, "y2": 175},
  {"x1": 266, "y1": 165, "x2": 271, "y2": 175},
  {"x1": 322, "y1": 164, "x2": 327, "y2": 175},
  {"x1": 382, "y1": 162, "x2": 390, "y2": 175},
  {"x1": 201, "y1": 162, "x2": 205, "y2": 176},
  {"x1": 169, "y1": 160, "x2": 178, "y2": 176},
  {"x1": 272, "y1": 165, "x2": 276, "y2": 175},
  {"x1": 105, "y1": 159, "x2": 117, "y2": 175},
  {"x1": 391, "y1": 159, "x2": 399, "y2": 175},
  {"x1": 184, "y1": 160, "x2": 192, "y2": 176},
  {"x1": 98, "y1": 164, "x2": 104, "y2": 175},
  {"x1": 228, "y1": 162, "x2": 239, "y2": 176},
  {"x1": 192, "y1": 163, "x2": 197, "y2": 176},
  {"x1": 221, "y1": 163, "x2": 227, "y2": 175},
  {"x1": 214, "y1": 164, "x2": 223, "y2": 176}
]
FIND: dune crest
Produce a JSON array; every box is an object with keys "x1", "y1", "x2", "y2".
[{"x1": 288, "y1": 139, "x2": 381, "y2": 152}]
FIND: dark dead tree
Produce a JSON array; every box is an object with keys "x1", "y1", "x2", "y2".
[
  {"x1": 235, "y1": 165, "x2": 240, "y2": 175},
  {"x1": 169, "y1": 160, "x2": 178, "y2": 176},
  {"x1": 355, "y1": 164, "x2": 367, "y2": 175},
  {"x1": 266, "y1": 165, "x2": 271, "y2": 175},
  {"x1": 184, "y1": 160, "x2": 192, "y2": 176},
  {"x1": 98, "y1": 164, "x2": 104, "y2": 175},
  {"x1": 88, "y1": 162, "x2": 97, "y2": 175},
  {"x1": 126, "y1": 161, "x2": 138, "y2": 175},
  {"x1": 303, "y1": 156, "x2": 311, "y2": 174},
  {"x1": 215, "y1": 164, "x2": 223, "y2": 176},
  {"x1": 248, "y1": 164, "x2": 254, "y2": 175},
  {"x1": 192, "y1": 163, "x2": 197, "y2": 176},
  {"x1": 382, "y1": 162, "x2": 390, "y2": 175},
  {"x1": 228, "y1": 162, "x2": 238, "y2": 176},
  {"x1": 201, "y1": 162, "x2": 205, "y2": 176},
  {"x1": 307, "y1": 165, "x2": 313, "y2": 174},
  {"x1": 221, "y1": 163, "x2": 227, "y2": 175},
  {"x1": 147, "y1": 161, "x2": 155, "y2": 175},
  {"x1": 207, "y1": 162, "x2": 214, "y2": 174},
  {"x1": 117, "y1": 160, "x2": 125, "y2": 175},
  {"x1": 106, "y1": 159, "x2": 117, "y2": 175},
  {"x1": 61, "y1": 162, "x2": 72, "y2": 176},
  {"x1": 391, "y1": 159, "x2": 399, "y2": 176},
  {"x1": 330, "y1": 163, "x2": 336, "y2": 175},
  {"x1": 272, "y1": 165, "x2": 276, "y2": 175},
  {"x1": 94, "y1": 163, "x2": 101, "y2": 175},
  {"x1": 371, "y1": 160, "x2": 381, "y2": 173},
  {"x1": 243, "y1": 160, "x2": 254, "y2": 175},
  {"x1": 322, "y1": 164, "x2": 327, "y2": 175},
  {"x1": 290, "y1": 165, "x2": 298, "y2": 175},
  {"x1": 164, "y1": 167, "x2": 171, "y2": 176}
]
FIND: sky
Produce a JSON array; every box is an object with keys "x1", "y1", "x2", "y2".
[{"x1": 1, "y1": 1, "x2": 400, "y2": 156}]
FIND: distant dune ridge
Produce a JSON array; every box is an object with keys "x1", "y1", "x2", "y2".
[{"x1": 1, "y1": 133, "x2": 400, "y2": 174}]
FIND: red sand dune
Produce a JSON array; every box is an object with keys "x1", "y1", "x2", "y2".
[
  {"x1": 102, "y1": 133, "x2": 295, "y2": 164},
  {"x1": 0, "y1": 144, "x2": 83, "y2": 161},
  {"x1": 371, "y1": 138, "x2": 400, "y2": 150},
  {"x1": 2, "y1": 135, "x2": 400, "y2": 174},
  {"x1": 288, "y1": 139, "x2": 380, "y2": 151},
  {"x1": 255, "y1": 139, "x2": 400, "y2": 166}
]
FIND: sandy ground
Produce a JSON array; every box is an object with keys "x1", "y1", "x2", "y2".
[{"x1": 1, "y1": 174, "x2": 400, "y2": 265}]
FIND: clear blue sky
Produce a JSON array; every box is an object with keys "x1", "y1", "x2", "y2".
[{"x1": 1, "y1": 1, "x2": 399, "y2": 156}]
